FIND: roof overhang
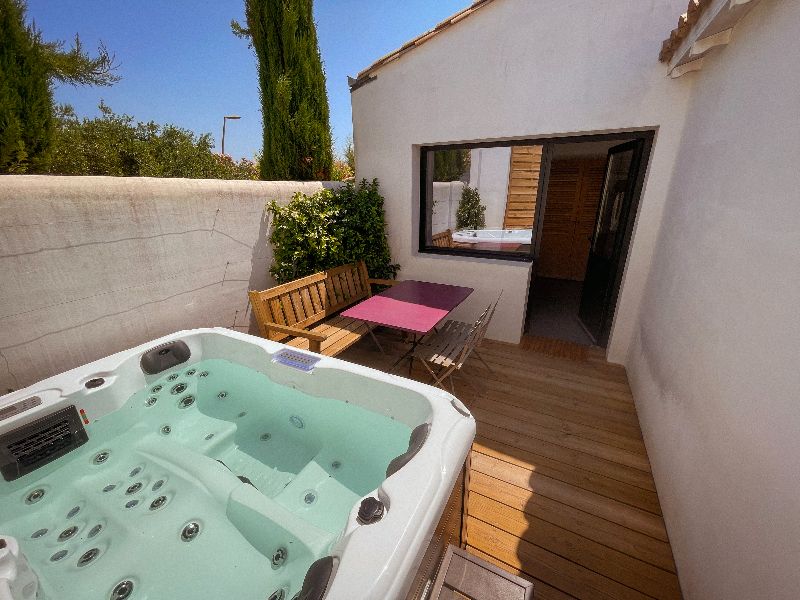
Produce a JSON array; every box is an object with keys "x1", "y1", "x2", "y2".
[
  {"x1": 348, "y1": 0, "x2": 498, "y2": 92},
  {"x1": 659, "y1": 0, "x2": 763, "y2": 78}
]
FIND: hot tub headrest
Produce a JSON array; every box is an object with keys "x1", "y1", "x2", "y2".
[
  {"x1": 386, "y1": 423, "x2": 431, "y2": 478},
  {"x1": 298, "y1": 555, "x2": 336, "y2": 600},
  {"x1": 140, "y1": 340, "x2": 191, "y2": 375}
]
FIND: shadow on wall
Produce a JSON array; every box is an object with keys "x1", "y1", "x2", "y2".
[
  {"x1": 247, "y1": 204, "x2": 273, "y2": 336},
  {"x1": 245, "y1": 180, "x2": 346, "y2": 336},
  {"x1": 0, "y1": 176, "x2": 341, "y2": 392}
]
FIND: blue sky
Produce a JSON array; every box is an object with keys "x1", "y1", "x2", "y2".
[{"x1": 25, "y1": 0, "x2": 467, "y2": 160}]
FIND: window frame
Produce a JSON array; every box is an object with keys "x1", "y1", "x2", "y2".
[{"x1": 417, "y1": 130, "x2": 656, "y2": 262}]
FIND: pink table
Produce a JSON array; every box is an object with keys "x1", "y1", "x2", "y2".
[{"x1": 341, "y1": 280, "x2": 474, "y2": 335}]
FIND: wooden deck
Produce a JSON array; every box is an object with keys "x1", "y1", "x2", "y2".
[{"x1": 340, "y1": 333, "x2": 681, "y2": 600}]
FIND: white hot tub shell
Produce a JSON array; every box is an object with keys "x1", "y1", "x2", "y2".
[
  {"x1": 451, "y1": 228, "x2": 533, "y2": 245},
  {"x1": 0, "y1": 328, "x2": 476, "y2": 600}
]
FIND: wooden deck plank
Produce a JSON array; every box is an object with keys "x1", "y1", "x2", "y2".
[
  {"x1": 469, "y1": 472, "x2": 676, "y2": 573},
  {"x1": 339, "y1": 332, "x2": 682, "y2": 600},
  {"x1": 472, "y1": 439, "x2": 663, "y2": 515},
  {"x1": 469, "y1": 494, "x2": 681, "y2": 599},
  {"x1": 470, "y1": 451, "x2": 668, "y2": 541},
  {"x1": 475, "y1": 396, "x2": 648, "y2": 455},
  {"x1": 468, "y1": 517, "x2": 652, "y2": 600},
  {"x1": 476, "y1": 377, "x2": 644, "y2": 437},
  {"x1": 470, "y1": 407, "x2": 652, "y2": 472},
  {"x1": 474, "y1": 422, "x2": 657, "y2": 491}
]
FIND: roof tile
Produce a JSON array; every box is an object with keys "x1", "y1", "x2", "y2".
[{"x1": 660, "y1": 0, "x2": 712, "y2": 62}]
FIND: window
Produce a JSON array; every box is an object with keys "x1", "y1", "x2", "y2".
[{"x1": 419, "y1": 143, "x2": 546, "y2": 260}]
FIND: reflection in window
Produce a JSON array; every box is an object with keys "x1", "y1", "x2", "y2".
[{"x1": 423, "y1": 145, "x2": 543, "y2": 257}]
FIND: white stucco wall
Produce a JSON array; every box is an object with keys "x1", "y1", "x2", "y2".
[
  {"x1": 627, "y1": 1, "x2": 800, "y2": 598},
  {"x1": 352, "y1": 0, "x2": 693, "y2": 348},
  {"x1": 430, "y1": 181, "x2": 464, "y2": 234},
  {"x1": 469, "y1": 147, "x2": 511, "y2": 228},
  {"x1": 0, "y1": 176, "x2": 339, "y2": 391}
]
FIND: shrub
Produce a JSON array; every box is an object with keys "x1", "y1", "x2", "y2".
[
  {"x1": 49, "y1": 103, "x2": 259, "y2": 179},
  {"x1": 330, "y1": 159, "x2": 353, "y2": 181},
  {"x1": 456, "y1": 185, "x2": 486, "y2": 230},
  {"x1": 268, "y1": 179, "x2": 399, "y2": 283}
]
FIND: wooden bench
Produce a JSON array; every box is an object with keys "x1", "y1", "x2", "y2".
[
  {"x1": 432, "y1": 229, "x2": 453, "y2": 248},
  {"x1": 248, "y1": 261, "x2": 396, "y2": 356}
]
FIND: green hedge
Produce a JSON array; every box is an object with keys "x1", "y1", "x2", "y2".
[{"x1": 268, "y1": 179, "x2": 399, "y2": 283}]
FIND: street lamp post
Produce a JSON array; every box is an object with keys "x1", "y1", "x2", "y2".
[{"x1": 221, "y1": 115, "x2": 241, "y2": 156}]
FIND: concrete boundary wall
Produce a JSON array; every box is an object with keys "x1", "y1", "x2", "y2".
[{"x1": 0, "y1": 176, "x2": 340, "y2": 391}]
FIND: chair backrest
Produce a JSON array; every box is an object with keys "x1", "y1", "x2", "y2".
[
  {"x1": 431, "y1": 229, "x2": 453, "y2": 248},
  {"x1": 248, "y1": 261, "x2": 371, "y2": 341},
  {"x1": 455, "y1": 292, "x2": 502, "y2": 368}
]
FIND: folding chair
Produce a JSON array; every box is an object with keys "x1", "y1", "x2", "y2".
[{"x1": 412, "y1": 293, "x2": 501, "y2": 392}]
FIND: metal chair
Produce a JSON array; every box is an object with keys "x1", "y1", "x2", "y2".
[{"x1": 412, "y1": 293, "x2": 501, "y2": 392}]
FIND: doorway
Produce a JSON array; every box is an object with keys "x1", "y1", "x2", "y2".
[{"x1": 525, "y1": 134, "x2": 651, "y2": 348}]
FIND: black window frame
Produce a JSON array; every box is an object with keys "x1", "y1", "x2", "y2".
[{"x1": 418, "y1": 130, "x2": 656, "y2": 262}]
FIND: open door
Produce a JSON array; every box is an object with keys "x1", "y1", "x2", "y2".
[{"x1": 578, "y1": 140, "x2": 646, "y2": 346}]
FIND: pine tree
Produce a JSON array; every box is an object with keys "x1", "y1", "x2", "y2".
[
  {"x1": 0, "y1": 0, "x2": 54, "y2": 173},
  {"x1": 456, "y1": 186, "x2": 486, "y2": 230},
  {"x1": 234, "y1": 0, "x2": 333, "y2": 180}
]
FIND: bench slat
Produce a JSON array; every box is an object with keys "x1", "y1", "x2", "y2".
[
  {"x1": 248, "y1": 261, "x2": 388, "y2": 357},
  {"x1": 300, "y1": 287, "x2": 314, "y2": 318},
  {"x1": 311, "y1": 281, "x2": 325, "y2": 313},
  {"x1": 268, "y1": 298, "x2": 287, "y2": 327},
  {"x1": 263, "y1": 271, "x2": 327, "y2": 297},
  {"x1": 344, "y1": 269, "x2": 357, "y2": 299},
  {"x1": 286, "y1": 315, "x2": 370, "y2": 355},
  {"x1": 357, "y1": 261, "x2": 372, "y2": 298},
  {"x1": 289, "y1": 290, "x2": 306, "y2": 323},
  {"x1": 279, "y1": 292, "x2": 297, "y2": 324}
]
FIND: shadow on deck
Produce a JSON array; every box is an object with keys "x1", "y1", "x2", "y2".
[{"x1": 340, "y1": 330, "x2": 681, "y2": 600}]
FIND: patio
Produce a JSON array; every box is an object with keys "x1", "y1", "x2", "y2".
[{"x1": 341, "y1": 332, "x2": 681, "y2": 600}]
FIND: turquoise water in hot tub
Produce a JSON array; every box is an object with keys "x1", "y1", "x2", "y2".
[{"x1": 0, "y1": 359, "x2": 412, "y2": 600}]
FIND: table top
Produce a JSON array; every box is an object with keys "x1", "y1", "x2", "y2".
[{"x1": 341, "y1": 279, "x2": 474, "y2": 335}]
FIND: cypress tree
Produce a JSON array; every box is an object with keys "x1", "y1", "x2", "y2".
[
  {"x1": 235, "y1": 0, "x2": 333, "y2": 180},
  {"x1": 0, "y1": 0, "x2": 54, "y2": 173}
]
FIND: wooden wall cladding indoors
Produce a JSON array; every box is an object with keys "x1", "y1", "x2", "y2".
[{"x1": 537, "y1": 157, "x2": 607, "y2": 281}]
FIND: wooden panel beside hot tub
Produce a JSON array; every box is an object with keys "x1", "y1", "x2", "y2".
[{"x1": 404, "y1": 461, "x2": 467, "y2": 600}]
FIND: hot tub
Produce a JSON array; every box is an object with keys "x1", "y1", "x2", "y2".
[
  {"x1": 0, "y1": 328, "x2": 475, "y2": 600},
  {"x1": 451, "y1": 228, "x2": 533, "y2": 246}
]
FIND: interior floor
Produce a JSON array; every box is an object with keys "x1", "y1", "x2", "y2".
[{"x1": 525, "y1": 277, "x2": 595, "y2": 346}]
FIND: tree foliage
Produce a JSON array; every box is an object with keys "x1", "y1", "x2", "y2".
[
  {"x1": 234, "y1": 0, "x2": 332, "y2": 180},
  {"x1": 39, "y1": 34, "x2": 120, "y2": 87},
  {"x1": 0, "y1": 0, "x2": 119, "y2": 173},
  {"x1": 49, "y1": 103, "x2": 259, "y2": 179},
  {"x1": 456, "y1": 186, "x2": 486, "y2": 230},
  {"x1": 343, "y1": 135, "x2": 355, "y2": 172},
  {"x1": 268, "y1": 179, "x2": 399, "y2": 283},
  {"x1": 330, "y1": 158, "x2": 353, "y2": 181},
  {"x1": 434, "y1": 148, "x2": 470, "y2": 182},
  {"x1": 0, "y1": 0, "x2": 53, "y2": 173}
]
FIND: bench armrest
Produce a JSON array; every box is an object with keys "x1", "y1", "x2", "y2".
[
  {"x1": 265, "y1": 323, "x2": 326, "y2": 341},
  {"x1": 368, "y1": 278, "x2": 399, "y2": 287},
  {"x1": 263, "y1": 323, "x2": 326, "y2": 353}
]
